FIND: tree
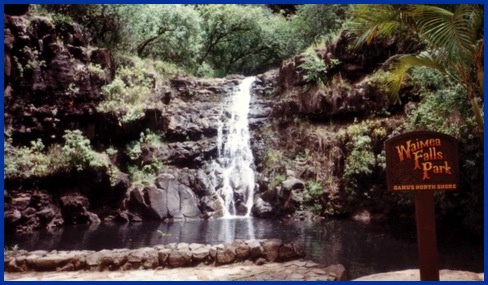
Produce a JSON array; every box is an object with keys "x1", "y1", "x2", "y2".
[
  {"x1": 119, "y1": 5, "x2": 203, "y2": 71},
  {"x1": 197, "y1": 5, "x2": 290, "y2": 75},
  {"x1": 40, "y1": 4, "x2": 125, "y2": 48},
  {"x1": 289, "y1": 5, "x2": 349, "y2": 52},
  {"x1": 350, "y1": 4, "x2": 484, "y2": 132}
]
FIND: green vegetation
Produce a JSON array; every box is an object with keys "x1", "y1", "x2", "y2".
[
  {"x1": 350, "y1": 4, "x2": 484, "y2": 131},
  {"x1": 299, "y1": 50, "x2": 340, "y2": 86},
  {"x1": 303, "y1": 180, "x2": 323, "y2": 214},
  {"x1": 125, "y1": 130, "x2": 165, "y2": 186},
  {"x1": 37, "y1": 4, "x2": 348, "y2": 76},
  {"x1": 4, "y1": 244, "x2": 20, "y2": 255},
  {"x1": 97, "y1": 56, "x2": 172, "y2": 123},
  {"x1": 337, "y1": 119, "x2": 388, "y2": 199},
  {"x1": 4, "y1": 130, "x2": 113, "y2": 179},
  {"x1": 7, "y1": 4, "x2": 482, "y2": 235}
]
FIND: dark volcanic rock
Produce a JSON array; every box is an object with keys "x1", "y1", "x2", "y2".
[
  {"x1": 4, "y1": 13, "x2": 114, "y2": 145},
  {"x1": 59, "y1": 195, "x2": 99, "y2": 225},
  {"x1": 272, "y1": 31, "x2": 406, "y2": 121}
]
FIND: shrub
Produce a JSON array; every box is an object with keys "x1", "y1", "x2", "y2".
[
  {"x1": 61, "y1": 130, "x2": 108, "y2": 171},
  {"x1": 271, "y1": 174, "x2": 286, "y2": 189},
  {"x1": 98, "y1": 57, "x2": 154, "y2": 123},
  {"x1": 4, "y1": 137, "x2": 51, "y2": 179},
  {"x1": 263, "y1": 148, "x2": 285, "y2": 169},
  {"x1": 125, "y1": 130, "x2": 165, "y2": 185},
  {"x1": 303, "y1": 180, "x2": 323, "y2": 214},
  {"x1": 4, "y1": 130, "x2": 113, "y2": 179},
  {"x1": 87, "y1": 63, "x2": 107, "y2": 82},
  {"x1": 299, "y1": 49, "x2": 340, "y2": 86},
  {"x1": 341, "y1": 119, "x2": 390, "y2": 198},
  {"x1": 299, "y1": 51, "x2": 327, "y2": 85},
  {"x1": 405, "y1": 85, "x2": 475, "y2": 138}
]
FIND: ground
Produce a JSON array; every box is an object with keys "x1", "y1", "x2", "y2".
[{"x1": 4, "y1": 261, "x2": 483, "y2": 281}]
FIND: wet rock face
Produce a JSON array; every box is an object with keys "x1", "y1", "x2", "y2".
[
  {"x1": 123, "y1": 165, "x2": 227, "y2": 222},
  {"x1": 4, "y1": 13, "x2": 114, "y2": 145}
]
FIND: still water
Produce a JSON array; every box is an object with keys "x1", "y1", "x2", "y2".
[{"x1": 4, "y1": 218, "x2": 483, "y2": 279}]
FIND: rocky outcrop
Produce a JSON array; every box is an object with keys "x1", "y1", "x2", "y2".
[
  {"x1": 270, "y1": 30, "x2": 409, "y2": 121},
  {"x1": 4, "y1": 239, "x2": 306, "y2": 272},
  {"x1": 3, "y1": 9, "x2": 424, "y2": 234},
  {"x1": 4, "y1": 171, "x2": 128, "y2": 234},
  {"x1": 3, "y1": 11, "x2": 252, "y2": 232},
  {"x1": 4, "y1": 190, "x2": 63, "y2": 234},
  {"x1": 4, "y1": 12, "x2": 115, "y2": 145}
]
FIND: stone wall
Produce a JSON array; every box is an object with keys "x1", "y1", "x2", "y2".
[{"x1": 4, "y1": 239, "x2": 305, "y2": 272}]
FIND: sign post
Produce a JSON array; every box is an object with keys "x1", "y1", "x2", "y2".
[{"x1": 385, "y1": 131, "x2": 459, "y2": 281}]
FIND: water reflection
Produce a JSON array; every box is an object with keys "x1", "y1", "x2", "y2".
[{"x1": 5, "y1": 218, "x2": 483, "y2": 279}]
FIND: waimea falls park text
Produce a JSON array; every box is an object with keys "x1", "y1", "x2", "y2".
[{"x1": 395, "y1": 138, "x2": 452, "y2": 180}]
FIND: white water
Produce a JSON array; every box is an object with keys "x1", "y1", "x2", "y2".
[{"x1": 214, "y1": 77, "x2": 256, "y2": 218}]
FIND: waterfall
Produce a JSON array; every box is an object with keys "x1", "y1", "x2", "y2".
[{"x1": 214, "y1": 76, "x2": 256, "y2": 218}]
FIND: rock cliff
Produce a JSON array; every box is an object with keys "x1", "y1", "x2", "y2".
[{"x1": 1, "y1": 8, "x2": 427, "y2": 233}]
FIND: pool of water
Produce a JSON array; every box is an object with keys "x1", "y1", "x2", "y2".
[{"x1": 4, "y1": 218, "x2": 483, "y2": 279}]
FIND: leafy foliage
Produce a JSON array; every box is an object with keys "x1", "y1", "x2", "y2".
[
  {"x1": 125, "y1": 130, "x2": 165, "y2": 186},
  {"x1": 120, "y1": 5, "x2": 203, "y2": 71},
  {"x1": 350, "y1": 4, "x2": 484, "y2": 131},
  {"x1": 289, "y1": 4, "x2": 349, "y2": 51},
  {"x1": 341, "y1": 120, "x2": 388, "y2": 197},
  {"x1": 4, "y1": 130, "x2": 111, "y2": 179},
  {"x1": 197, "y1": 4, "x2": 291, "y2": 75},
  {"x1": 61, "y1": 130, "x2": 108, "y2": 171},
  {"x1": 39, "y1": 4, "x2": 125, "y2": 47},
  {"x1": 97, "y1": 56, "x2": 167, "y2": 123},
  {"x1": 299, "y1": 51, "x2": 327, "y2": 84},
  {"x1": 35, "y1": 4, "x2": 350, "y2": 77},
  {"x1": 403, "y1": 72, "x2": 483, "y2": 235},
  {"x1": 303, "y1": 180, "x2": 323, "y2": 214},
  {"x1": 299, "y1": 50, "x2": 340, "y2": 86}
]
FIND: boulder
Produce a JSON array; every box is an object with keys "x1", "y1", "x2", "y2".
[
  {"x1": 352, "y1": 210, "x2": 371, "y2": 223},
  {"x1": 179, "y1": 185, "x2": 201, "y2": 218},
  {"x1": 59, "y1": 195, "x2": 95, "y2": 225},
  {"x1": 247, "y1": 240, "x2": 264, "y2": 259},
  {"x1": 278, "y1": 243, "x2": 296, "y2": 261},
  {"x1": 216, "y1": 245, "x2": 236, "y2": 265},
  {"x1": 191, "y1": 245, "x2": 210, "y2": 263},
  {"x1": 158, "y1": 248, "x2": 171, "y2": 266},
  {"x1": 168, "y1": 249, "x2": 191, "y2": 268},
  {"x1": 4, "y1": 210, "x2": 22, "y2": 225},
  {"x1": 262, "y1": 239, "x2": 282, "y2": 262},
  {"x1": 282, "y1": 178, "x2": 305, "y2": 192},
  {"x1": 142, "y1": 186, "x2": 168, "y2": 219},
  {"x1": 233, "y1": 240, "x2": 250, "y2": 260},
  {"x1": 251, "y1": 197, "x2": 274, "y2": 218}
]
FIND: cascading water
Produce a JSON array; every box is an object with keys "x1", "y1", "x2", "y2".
[{"x1": 214, "y1": 77, "x2": 256, "y2": 218}]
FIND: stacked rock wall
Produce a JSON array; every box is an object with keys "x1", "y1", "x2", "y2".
[{"x1": 4, "y1": 239, "x2": 305, "y2": 272}]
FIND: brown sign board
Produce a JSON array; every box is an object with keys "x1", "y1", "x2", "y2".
[{"x1": 385, "y1": 131, "x2": 459, "y2": 192}]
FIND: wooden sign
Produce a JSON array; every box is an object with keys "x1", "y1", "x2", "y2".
[
  {"x1": 385, "y1": 131, "x2": 459, "y2": 192},
  {"x1": 385, "y1": 131, "x2": 460, "y2": 281}
]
